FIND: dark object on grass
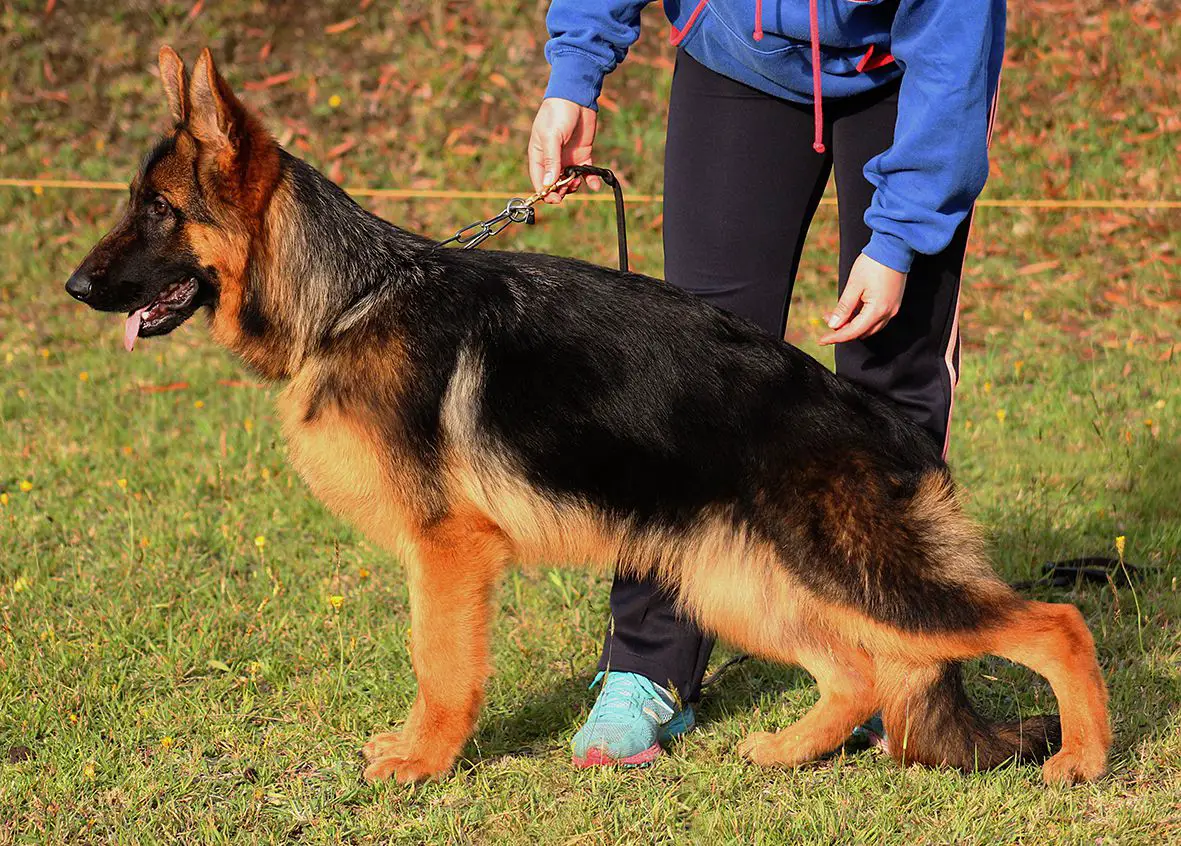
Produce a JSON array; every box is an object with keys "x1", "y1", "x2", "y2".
[
  {"x1": 1011, "y1": 558, "x2": 1146, "y2": 591},
  {"x1": 7, "y1": 745, "x2": 34, "y2": 763}
]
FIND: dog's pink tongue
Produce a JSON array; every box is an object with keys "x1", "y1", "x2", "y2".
[{"x1": 124, "y1": 308, "x2": 146, "y2": 352}]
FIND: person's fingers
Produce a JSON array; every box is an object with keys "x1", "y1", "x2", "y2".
[
  {"x1": 818, "y1": 304, "x2": 883, "y2": 345},
  {"x1": 550, "y1": 177, "x2": 576, "y2": 203},
  {"x1": 527, "y1": 132, "x2": 547, "y2": 196},
  {"x1": 826, "y1": 280, "x2": 865, "y2": 330},
  {"x1": 859, "y1": 319, "x2": 889, "y2": 339},
  {"x1": 585, "y1": 164, "x2": 602, "y2": 191},
  {"x1": 860, "y1": 304, "x2": 900, "y2": 339},
  {"x1": 535, "y1": 125, "x2": 565, "y2": 203}
]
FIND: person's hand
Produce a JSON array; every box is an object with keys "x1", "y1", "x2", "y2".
[
  {"x1": 528, "y1": 98, "x2": 601, "y2": 204},
  {"x1": 819, "y1": 253, "x2": 907, "y2": 345}
]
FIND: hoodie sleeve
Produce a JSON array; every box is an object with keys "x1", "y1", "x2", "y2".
[
  {"x1": 543, "y1": 1, "x2": 655, "y2": 110},
  {"x1": 862, "y1": 0, "x2": 1006, "y2": 274}
]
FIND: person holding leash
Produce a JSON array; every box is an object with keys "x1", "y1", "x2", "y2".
[{"x1": 527, "y1": 0, "x2": 1005, "y2": 768}]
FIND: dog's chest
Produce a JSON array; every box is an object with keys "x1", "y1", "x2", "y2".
[{"x1": 276, "y1": 376, "x2": 413, "y2": 556}]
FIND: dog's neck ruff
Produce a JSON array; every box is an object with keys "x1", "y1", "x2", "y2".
[{"x1": 237, "y1": 152, "x2": 432, "y2": 378}]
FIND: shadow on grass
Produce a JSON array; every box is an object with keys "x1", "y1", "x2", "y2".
[{"x1": 471, "y1": 673, "x2": 592, "y2": 762}]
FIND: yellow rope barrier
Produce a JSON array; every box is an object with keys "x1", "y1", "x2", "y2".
[{"x1": 0, "y1": 177, "x2": 1177, "y2": 210}]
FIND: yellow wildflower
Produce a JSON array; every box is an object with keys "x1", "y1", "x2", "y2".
[
  {"x1": 79, "y1": 371, "x2": 89, "y2": 382},
  {"x1": 194, "y1": 400, "x2": 205, "y2": 409},
  {"x1": 160, "y1": 736, "x2": 174, "y2": 750},
  {"x1": 1115, "y1": 536, "x2": 1126, "y2": 557},
  {"x1": 116, "y1": 478, "x2": 128, "y2": 490},
  {"x1": 328, "y1": 94, "x2": 342, "y2": 108},
  {"x1": 0, "y1": 493, "x2": 8, "y2": 506},
  {"x1": 359, "y1": 567, "x2": 370, "y2": 580},
  {"x1": 328, "y1": 594, "x2": 344, "y2": 611},
  {"x1": 83, "y1": 762, "x2": 95, "y2": 779},
  {"x1": 244, "y1": 418, "x2": 254, "y2": 434},
  {"x1": 254, "y1": 535, "x2": 267, "y2": 549},
  {"x1": 995, "y1": 409, "x2": 1007, "y2": 424},
  {"x1": 18, "y1": 480, "x2": 32, "y2": 492}
]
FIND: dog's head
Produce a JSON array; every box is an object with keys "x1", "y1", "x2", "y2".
[{"x1": 65, "y1": 47, "x2": 279, "y2": 352}]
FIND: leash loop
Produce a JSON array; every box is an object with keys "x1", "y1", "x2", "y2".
[{"x1": 437, "y1": 165, "x2": 629, "y2": 273}]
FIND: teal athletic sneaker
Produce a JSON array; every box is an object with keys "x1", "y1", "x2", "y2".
[
  {"x1": 850, "y1": 714, "x2": 890, "y2": 753},
  {"x1": 571, "y1": 671, "x2": 696, "y2": 768}
]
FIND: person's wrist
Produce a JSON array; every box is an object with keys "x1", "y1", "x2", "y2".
[{"x1": 863, "y1": 232, "x2": 914, "y2": 275}]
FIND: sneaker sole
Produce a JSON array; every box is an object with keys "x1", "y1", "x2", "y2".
[{"x1": 572, "y1": 743, "x2": 661, "y2": 769}]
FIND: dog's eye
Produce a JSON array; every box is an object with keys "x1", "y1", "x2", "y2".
[{"x1": 148, "y1": 195, "x2": 171, "y2": 219}]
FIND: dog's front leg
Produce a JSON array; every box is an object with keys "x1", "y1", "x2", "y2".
[{"x1": 363, "y1": 510, "x2": 509, "y2": 784}]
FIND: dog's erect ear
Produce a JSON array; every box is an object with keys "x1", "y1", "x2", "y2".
[
  {"x1": 158, "y1": 45, "x2": 188, "y2": 124},
  {"x1": 188, "y1": 48, "x2": 247, "y2": 151},
  {"x1": 184, "y1": 47, "x2": 279, "y2": 212}
]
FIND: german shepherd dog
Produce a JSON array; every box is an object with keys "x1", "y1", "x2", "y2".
[{"x1": 66, "y1": 47, "x2": 1111, "y2": 786}]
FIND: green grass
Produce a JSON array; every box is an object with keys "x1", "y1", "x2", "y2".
[{"x1": 2, "y1": 1, "x2": 1179, "y2": 843}]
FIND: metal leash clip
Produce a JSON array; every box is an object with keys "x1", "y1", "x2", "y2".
[{"x1": 438, "y1": 196, "x2": 536, "y2": 251}]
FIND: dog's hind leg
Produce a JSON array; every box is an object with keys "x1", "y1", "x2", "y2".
[
  {"x1": 988, "y1": 600, "x2": 1111, "y2": 784},
  {"x1": 362, "y1": 509, "x2": 511, "y2": 783},
  {"x1": 738, "y1": 641, "x2": 878, "y2": 768}
]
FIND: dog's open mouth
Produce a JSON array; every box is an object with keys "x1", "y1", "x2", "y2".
[{"x1": 124, "y1": 278, "x2": 200, "y2": 352}]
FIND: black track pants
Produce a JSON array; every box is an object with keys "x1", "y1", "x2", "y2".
[{"x1": 598, "y1": 51, "x2": 987, "y2": 702}]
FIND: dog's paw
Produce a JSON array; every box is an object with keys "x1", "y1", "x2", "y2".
[
  {"x1": 362, "y1": 731, "x2": 404, "y2": 763},
  {"x1": 738, "y1": 731, "x2": 787, "y2": 767},
  {"x1": 361, "y1": 731, "x2": 458, "y2": 784},
  {"x1": 738, "y1": 730, "x2": 821, "y2": 768},
  {"x1": 1041, "y1": 747, "x2": 1107, "y2": 785},
  {"x1": 362, "y1": 747, "x2": 456, "y2": 785}
]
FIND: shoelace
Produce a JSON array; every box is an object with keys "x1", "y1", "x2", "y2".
[{"x1": 587, "y1": 673, "x2": 674, "y2": 725}]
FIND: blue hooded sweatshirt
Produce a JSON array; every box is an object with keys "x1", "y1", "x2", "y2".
[{"x1": 543, "y1": 0, "x2": 1006, "y2": 274}]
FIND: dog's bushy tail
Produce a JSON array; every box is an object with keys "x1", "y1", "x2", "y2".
[{"x1": 880, "y1": 661, "x2": 1060, "y2": 771}]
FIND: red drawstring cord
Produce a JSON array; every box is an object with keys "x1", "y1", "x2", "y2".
[
  {"x1": 809, "y1": 0, "x2": 825, "y2": 153},
  {"x1": 750, "y1": 0, "x2": 825, "y2": 153}
]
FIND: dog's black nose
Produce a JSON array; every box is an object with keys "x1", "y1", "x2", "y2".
[{"x1": 65, "y1": 271, "x2": 93, "y2": 301}]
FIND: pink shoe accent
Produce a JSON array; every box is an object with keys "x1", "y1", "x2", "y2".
[{"x1": 572, "y1": 743, "x2": 662, "y2": 769}]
